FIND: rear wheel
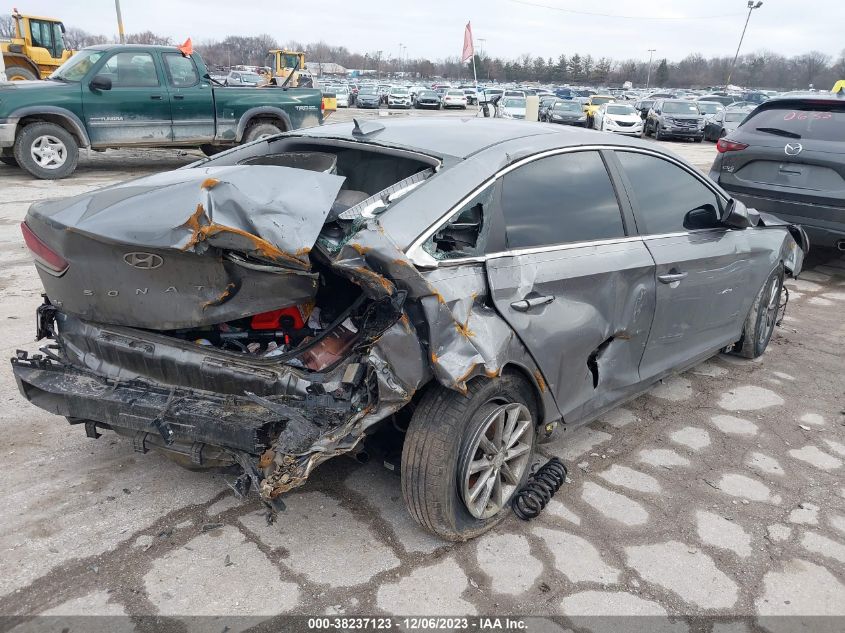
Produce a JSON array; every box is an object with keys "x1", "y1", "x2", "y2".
[
  {"x1": 242, "y1": 121, "x2": 284, "y2": 144},
  {"x1": 401, "y1": 374, "x2": 538, "y2": 541},
  {"x1": 7, "y1": 66, "x2": 38, "y2": 81},
  {"x1": 732, "y1": 265, "x2": 784, "y2": 359},
  {"x1": 14, "y1": 122, "x2": 79, "y2": 179}
]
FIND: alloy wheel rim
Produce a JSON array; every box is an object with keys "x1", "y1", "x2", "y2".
[
  {"x1": 459, "y1": 402, "x2": 534, "y2": 520},
  {"x1": 30, "y1": 135, "x2": 67, "y2": 169},
  {"x1": 759, "y1": 277, "x2": 780, "y2": 347}
]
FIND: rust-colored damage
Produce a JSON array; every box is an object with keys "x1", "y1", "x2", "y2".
[
  {"x1": 399, "y1": 313, "x2": 412, "y2": 332},
  {"x1": 202, "y1": 281, "x2": 237, "y2": 309},
  {"x1": 180, "y1": 204, "x2": 206, "y2": 251},
  {"x1": 180, "y1": 203, "x2": 307, "y2": 268},
  {"x1": 455, "y1": 297, "x2": 476, "y2": 338},
  {"x1": 258, "y1": 449, "x2": 275, "y2": 468},
  {"x1": 350, "y1": 243, "x2": 372, "y2": 256},
  {"x1": 533, "y1": 369, "x2": 547, "y2": 392},
  {"x1": 454, "y1": 362, "x2": 479, "y2": 392},
  {"x1": 201, "y1": 178, "x2": 220, "y2": 190},
  {"x1": 352, "y1": 266, "x2": 396, "y2": 294}
]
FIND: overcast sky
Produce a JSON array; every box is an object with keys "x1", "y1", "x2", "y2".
[{"x1": 30, "y1": 0, "x2": 845, "y2": 61}]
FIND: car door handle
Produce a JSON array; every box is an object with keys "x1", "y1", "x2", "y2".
[
  {"x1": 150, "y1": 95, "x2": 163, "y2": 100},
  {"x1": 173, "y1": 95, "x2": 185, "y2": 100},
  {"x1": 510, "y1": 295, "x2": 555, "y2": 312},
  {"x1": 658, "y1": 272, "x2": 689, "y2": 284}
]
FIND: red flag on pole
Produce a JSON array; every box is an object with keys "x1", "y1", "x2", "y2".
[{"x1": 461, "y1": 22, "x2": 474, "y2": 63}]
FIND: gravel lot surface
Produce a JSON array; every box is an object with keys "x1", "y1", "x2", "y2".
[{"x1": 1, "y1": 107, "x2": 843, "y2": 631}]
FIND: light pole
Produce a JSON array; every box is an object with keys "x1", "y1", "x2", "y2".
[
  {"x1": 114, "y1": 0, "x2": 125, "y2": 43},
  {"x1": 726, "y1": 1, "x2": 763, "y2": 88},
  {"x1": 376, "y1": 50, "x2": 382, "y2": 79},
  {"x1": 645, "y1": 48, "x2": 656, "y2": 92},
  {"x1": 398, "y1": 43, "x2": 403, "y2": 76}
]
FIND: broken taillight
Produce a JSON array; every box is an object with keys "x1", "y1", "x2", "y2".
[
  {"x1": 716, "y1": 138, "x2": 748, "y2": 153},
  {"x1": 21, "y1": 222, "x2": 68, "y2": 275}
]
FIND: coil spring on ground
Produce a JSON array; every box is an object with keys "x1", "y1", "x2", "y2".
[{"x1": 511, "y1": 457, "x2": 568, "y2": 520}]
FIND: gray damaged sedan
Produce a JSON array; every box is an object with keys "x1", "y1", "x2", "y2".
[{"x1": 12, "y1": 119, "x2": 807, "y2": 540}]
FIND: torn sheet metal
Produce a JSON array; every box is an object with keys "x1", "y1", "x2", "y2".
[{"x1": 23, "y1": 166, "x2": 344, "y2": 329}]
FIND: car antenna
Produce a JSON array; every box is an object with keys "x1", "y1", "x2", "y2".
[{"x1": 351, "y1": 118, "x2": 385, "y2": 137}]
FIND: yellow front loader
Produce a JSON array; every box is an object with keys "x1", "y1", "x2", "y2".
[{"x1": 1, "y1": 10, "x2": 74, "y2": 80}]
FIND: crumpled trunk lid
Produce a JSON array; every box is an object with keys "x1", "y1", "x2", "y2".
[{"x1": 24, "y1": 165, "x2": 344, "y2": 329}]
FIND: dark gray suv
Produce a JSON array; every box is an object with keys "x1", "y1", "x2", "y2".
[
  {"x1": 709, "y1": 94, "x2": 845, "y2": 249},
  {"x1": 643, "y1": 99, "x2": 705, "y2": 142}
]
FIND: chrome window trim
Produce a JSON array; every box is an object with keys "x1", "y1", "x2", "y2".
[
  {"x1": 406, "y1": 144, "x2": 730, "y2": 269},
  {"x1": 407, "y1": 145, "x2": 620, "y2": 266}
]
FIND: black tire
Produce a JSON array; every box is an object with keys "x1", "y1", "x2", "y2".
[
  {"x1": 14, "y1": 122, "x2": 79, "y2": 180},
  {"x1": 7, "y1": 66, "x2": 38, "y2": 81},
  {"x1": 655, "y1": 126, "x2": 664, "y2": 141},
  {"x1": 0, "y1": 150, "x2": 18, "y2": 167},
  {"x1": 242, "y1": 122, "x2": 284, "y2": 144},
  {"x1": 732, "y1": 265, "x2": 784, "y2": 359},
  {"x1": 401, "y1": 374, "x2": 539, "y2": 541}
]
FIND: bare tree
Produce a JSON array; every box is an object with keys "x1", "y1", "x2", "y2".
[
  {"x1": 63, "y1": 27, "x2": 108, "y2": 50},
  {"x1": 126, "y1": 31, "x2": 173, "y2": 46},
  {"x1": 795, "y1": 51, "x2": 831, "y2": 87},
  {"x1": 0, "y1": 14, "x2": 16, "y2": 39}
]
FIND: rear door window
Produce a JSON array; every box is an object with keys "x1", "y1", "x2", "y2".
[
  {"x1": 749, "y1": 105, "x2": 845, "y2": 142},
  {"x1": 500, "y1": 151, "x2": 626, "y2": 249},
  {"x1": 616, "y1": 151, "x2": 724, "y2": 233}
]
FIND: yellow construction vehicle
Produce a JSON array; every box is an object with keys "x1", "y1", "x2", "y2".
[
  {"x1": 265, "y1": 49, "x2": 308, "y2": 86},
  {"x1": 262, "y1": 48, "x2": 335, "y2": 117},
  {"x1": 1, "y1": 10, "x2": 74, "y2": 80},
  {"x1": 832, "y1": 80, "x2": 845, "y2": 95}
]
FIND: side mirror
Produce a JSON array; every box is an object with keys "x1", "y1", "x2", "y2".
[
  {"x1": 722, "y1": 198, "x2": 760, "y2": 229},
  {"x1": 89, "y1": 75, "x2": 112, "y2": 91}
]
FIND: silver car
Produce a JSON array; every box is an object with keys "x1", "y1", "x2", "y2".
[{"x1": 12, "y1": 119, "x2": 807, "y2": 541}]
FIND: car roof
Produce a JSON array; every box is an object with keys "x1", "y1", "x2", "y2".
[
  {"x1": 294, "y1": 118, "x2": 655, "y2": 160},
  {"x1": 85, "y1": 44, "x2": 180, "y2": 52}
]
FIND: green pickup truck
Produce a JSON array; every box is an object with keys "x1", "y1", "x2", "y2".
[{"x1": 0, "y1": 44, "x2": 326, "y2": 179}]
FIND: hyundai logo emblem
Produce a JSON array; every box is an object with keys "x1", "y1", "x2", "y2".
[
  {"x1": 123, "y1": 252, "x2": 163, "y2": 269},
  {"x1": 784, "y1": 142, "x2": 803, "y2": 156}
]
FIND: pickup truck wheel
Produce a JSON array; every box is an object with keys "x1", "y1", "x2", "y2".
[
  {"x1": 731, "y1": 265, "x2": 784, "y2": 359},
  {"x1": 14, "y1": 122, "x2": 79, "y2": 180},
  {"x1": 401, "y1": 374, "x2": 538, "y2": 541},
  {"x1": 242, "y1": 122, "x2": 284, "y2": 144}
]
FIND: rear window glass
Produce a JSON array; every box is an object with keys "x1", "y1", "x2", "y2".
[
  {"x1": 749, "y1": 106, "x2": 845, "y2": 142},
  {"x1": 724, "y1": 112, "x2": 747, "y2": 123}
]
